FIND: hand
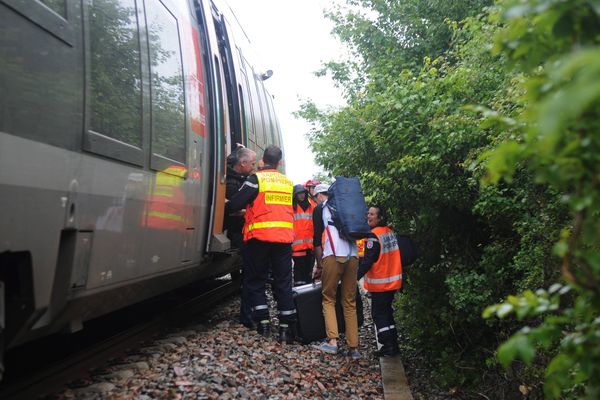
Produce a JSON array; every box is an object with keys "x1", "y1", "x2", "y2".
[{"x1": 312, "y1": 265, "x2": 322, "y2": 280}]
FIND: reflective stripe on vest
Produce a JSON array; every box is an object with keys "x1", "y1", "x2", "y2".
[
  {"x1": 364, "y1": 226, "x2": 403, "y2": 292},
  {"x1": 292, "y1": 238, "x2": 313, "y2": 246},
  {"x1": 365, "y1": 274, "x2": 402, "y2": 285},
  {"x1": 293, "y1": 213, "x2": 312, "y2": 221},
  {"x1": 243, "y1": 170, "x2": 294, "y2": 243},
  {"x1": 248, "y1": 221, "x2": 294, "y2": 230}
]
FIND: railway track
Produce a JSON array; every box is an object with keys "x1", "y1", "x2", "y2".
[{"x1": 0, "y1": 276, "x2": 239, "y2": 400}]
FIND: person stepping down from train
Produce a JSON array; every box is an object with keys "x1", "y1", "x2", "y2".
[
  {"x1": 225, "y1": 146, "x2": 257, "y2": 329},
  {"x1": 226, "y1": 146, "x2": 296, "y2": 344},
  {"x1": 311, "y1": 183, "x2": 361, "y2": 358},
  {"x1": 292, "y1": 184, "x2": 316, "y2": 287},
  {"x1": 357, "y1": 206, "x2": 402, "y2": 358}
]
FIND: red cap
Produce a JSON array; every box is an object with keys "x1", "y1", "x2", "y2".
[{"x1": 304, "y1": 178, "x2": 321, "y2": 188}]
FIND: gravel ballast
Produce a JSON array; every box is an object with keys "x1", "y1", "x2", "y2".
[{"x1": 51, "y1": 288, "x2": 385, "y2": 399}]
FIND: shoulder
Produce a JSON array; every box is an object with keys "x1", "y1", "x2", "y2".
[
  {"x1": 239, "y1": 174, "x2": 259, "y2": 189},
  {"x1": 313, "y1": 204, "x2": 324, "y2": 217},
  {"x1": 364, "y1": 233, "x2": 379, "y2": 250}
]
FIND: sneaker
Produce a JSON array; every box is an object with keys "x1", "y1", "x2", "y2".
[
  {"x1": 349, "y1": 349, "x2": 361, "y2": 360},
  {"x1": 312, "y1": 341, "x2": 338, "y2": 354}
]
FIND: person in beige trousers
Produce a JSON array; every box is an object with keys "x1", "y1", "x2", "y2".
[{"x1": 310, "y1": 184, "x2": 360, "y2": 359}]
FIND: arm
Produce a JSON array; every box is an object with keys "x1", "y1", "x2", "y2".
[
  {"x1": 312, "y1": 204, "x2": 324, "y2": 279},
  {"x1": 357, "y1": 234, "x2": 380, "y2": 280},
  {"x1": 226, "y1": 175, "x2": 259, "y2": 213}
]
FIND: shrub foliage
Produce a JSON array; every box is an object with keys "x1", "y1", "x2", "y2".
[{"x1": 299, "y1": 0, "x2": 599, "y2": 397}]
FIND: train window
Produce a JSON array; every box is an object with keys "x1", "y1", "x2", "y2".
[
  {"x1": 40, "y1": 0, "x2": 66, "y2": 18},
  {"x1": 88, "y1": 0, "x2": 143, "y2": 149},
  {"x1": 1, "y1": 0, "x2": 74, "y2": 44},
  {"x1": 146, "y1": 0, "x2": 186, "y2": 164},
  {"x1": 239, "y1": 71, "x2": 255, "y2": 144},
  {"x1": 242, "y1": 57, "x2": 265, "y2": 148},
  {"x1": 254, "y1": 79, "x2": 269, "y2": 147}
]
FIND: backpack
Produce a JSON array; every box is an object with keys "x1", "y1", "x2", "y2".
[
  {"x1": 326, "y1": 177, "x2": 371, "y2": 241},
  {"x1": 396, "y1": 234, "x2": 419, "y2": 266}
]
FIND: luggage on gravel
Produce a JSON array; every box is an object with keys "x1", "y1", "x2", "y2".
[{"x1": 292, "y1": 282, "x2": 364, "y2": 344}]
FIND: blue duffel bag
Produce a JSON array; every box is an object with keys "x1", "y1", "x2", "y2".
[{"x1": 326, "y1": 176, "x2": 371, "y2": 241}]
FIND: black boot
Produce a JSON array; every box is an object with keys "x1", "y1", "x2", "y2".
[
  {"x1": 256, "y1": 320, "x2": 271, "y2": 338},
  {"x1": 374, "y1": 343, "x2": 399, "y2": 357},
  {"x1": 374, "y1": 331, "x2": 399, "y2": 357},
  {"x1": 278, "y1": 324, "x2": 295, "y2": 344}
]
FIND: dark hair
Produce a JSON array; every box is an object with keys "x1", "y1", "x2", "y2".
[
  {"x1": 371, "y1": 205, "x2": 387, "y2": 227},
  {"x1": 262, "y1": 145, "x2": 282, "y2": 167}
]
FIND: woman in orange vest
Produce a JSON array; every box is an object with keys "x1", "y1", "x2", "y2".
[
  {"x1": 357, "y1": 206, "x2": 402, "y2": 357},
  {"x1": 292, "y1": 184, "x2": 315, "y2": 286}
]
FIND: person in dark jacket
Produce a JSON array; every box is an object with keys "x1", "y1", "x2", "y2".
[
  {"x1": 225, "y1": 147, "x2": 256, "y2": 328},
  {"x1": 225, "y1": 147, "x2": 256, "y2": 248}
]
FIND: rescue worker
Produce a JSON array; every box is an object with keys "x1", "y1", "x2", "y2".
[
  {"x1": 303, "y1": 178, "x2": 321, "y2": 204},
  {"x1": 311, "y1": 183, "x2": 361, "y2": 359},
  {"x1": 357, "y1": 206, "x2": 402, "y2": 357},
  {"x1": 292, "y1": 184, "x2": 315, "y2": 286},
  {"x1": 225, "y1": 147, "x2": 257, "y2": 328},
  {"x1": 226, "y1": 146, "x2": 296, "y2": 344}
]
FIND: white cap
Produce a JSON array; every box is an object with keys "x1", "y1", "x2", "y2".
[{"x1": 313, "y1": 183, "x2": 330, "y2": 195}]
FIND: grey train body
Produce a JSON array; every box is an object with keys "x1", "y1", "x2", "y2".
[{"x1": 0, "y1": 0, "x2": 282, "y2": 377}]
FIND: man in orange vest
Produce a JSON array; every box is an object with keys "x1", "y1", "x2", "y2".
[
  {"x1": 292, "y1": 184, "x2": 315, "y2": 286},
  {"x1": 226, "y1": 146, "x2": 296, "y2": 344},
  {"x1": 357, "y1": 206, "x2": 402, "y2": 357}
]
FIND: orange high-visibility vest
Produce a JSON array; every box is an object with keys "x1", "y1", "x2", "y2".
[
  {"x1": 357, "y1": 239, "x2": 365, "y2": 258},
  {"x1": 364, "y1": 226, "x2": 402, "y2": 292},
  {"x1": 292, "y1": 202, "x2": 315, "y2": 256},
  {"x1": 243, "y1": 169, "x2": 294, "y2": 243}
]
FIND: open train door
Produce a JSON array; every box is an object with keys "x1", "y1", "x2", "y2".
[{"x1": 201, "y1": 0, "x2": 243, "y2": 253}]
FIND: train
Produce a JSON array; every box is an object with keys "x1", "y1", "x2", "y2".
[{"x1": 0, "y1": 0, "x2": 284, "y2": 379}]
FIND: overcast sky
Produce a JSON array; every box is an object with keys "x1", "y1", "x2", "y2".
[{"x1": 223, "y1": 0, "x2": 347, "y2": 184}]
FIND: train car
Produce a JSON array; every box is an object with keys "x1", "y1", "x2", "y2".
[{"x1": 0, "y1": 0, "x2": 283, "y2": 379}]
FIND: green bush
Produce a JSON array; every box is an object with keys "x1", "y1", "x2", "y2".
[{"x1": 299, "y1": 0, "x2": 600, "y2": 396}]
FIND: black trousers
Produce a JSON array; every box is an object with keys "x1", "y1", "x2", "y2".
[
  {"x1": 244, "y1": 239, "x2": 296, "y2": 324},
  {"x1": 292, "y1": 252, "x2": 314, "y2": 286},
  {"x1": 371, "y1": 290, "x2": 397, "y2": 344},
  {"x1": 238, "y1": 244, "x2": 253, "y2": 325}
]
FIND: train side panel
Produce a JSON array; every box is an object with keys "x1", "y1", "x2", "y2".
[
  {"x1": 0, "y1": 0, "x2": 86, "y2": 344},
  {"x1": 0, "y1": 0, "x2": 284, "y2": 357}
]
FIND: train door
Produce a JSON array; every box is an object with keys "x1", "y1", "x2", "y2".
[
  {"x1": 214, "y1": 15, "x2": 244, "y2": 148},
  {"x1": 197, "y1": 0, "x2": 230, "y2": 253}
]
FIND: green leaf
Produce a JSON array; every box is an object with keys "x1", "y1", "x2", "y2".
[{"x1": 498, "y1": 333, "x2": 535, "y2": 368}]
